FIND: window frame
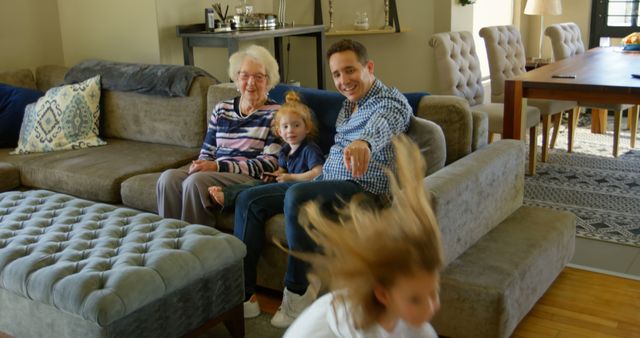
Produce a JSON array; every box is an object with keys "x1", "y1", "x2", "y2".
[{"x1": 589, "y1": 0, "x2": 640, "y2": 48}]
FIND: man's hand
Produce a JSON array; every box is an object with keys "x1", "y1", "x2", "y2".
[
  {"x1": 343, "y1": 140, "x2": 371, "y2": 178},
  {"x1": 188, "y1": 160, "x2": 218, "y2": 174}
]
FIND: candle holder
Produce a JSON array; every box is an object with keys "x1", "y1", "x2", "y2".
[
  {"x1": 381, "y1": 0, "x2": 393, "y2": 30},
  {"x1": 327, "y1": 0, "x2": 335, "y2": 32}
]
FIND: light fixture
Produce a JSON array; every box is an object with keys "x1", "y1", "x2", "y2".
[{"x1": 524, "y1": 0, "x2": 562, "y2": 61}]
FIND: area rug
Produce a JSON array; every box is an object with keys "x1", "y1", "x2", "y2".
[
  {"x1": 524, "y1": 122, "x2": 640, "y2": 247},
  {"x1": 200, "y1": 314, "x2": 285, "y2": 338}
]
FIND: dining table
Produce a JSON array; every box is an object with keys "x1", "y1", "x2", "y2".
[{"x1": 504, "y1": 47, "x2": 640, "y2": 141}]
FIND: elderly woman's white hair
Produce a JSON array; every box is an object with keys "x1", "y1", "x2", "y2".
[{"x1": 228, "y1": 45, "x2": 280, "y2": 90}]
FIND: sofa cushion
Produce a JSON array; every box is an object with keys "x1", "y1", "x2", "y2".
[
  {"x1": 0, "y1": 139, "x2": 199, "y2": 203},
  {"x1": 102, "y1": 76, "x2": 213, "y2": 148},
  {"x1": 13, "y1": 75, "x2": 106, "y2": 154},
  {"x1": 0, "y1": 84, "x2": 44, "y2": 147}
]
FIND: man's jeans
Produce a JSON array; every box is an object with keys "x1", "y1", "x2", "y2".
[{"x1": 234, "y1": 180, "x2": 365, "y2": 297}]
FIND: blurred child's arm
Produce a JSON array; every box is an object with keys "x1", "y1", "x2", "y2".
[
  {"x1": 276, "y1": 165, "x2": 322, "y2": 182},
  {"x1": 261, "y1": 167, "x2": 287, "y2": 182}
]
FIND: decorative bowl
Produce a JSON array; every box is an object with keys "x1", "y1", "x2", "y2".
[{"x1": 623, "y1": 43, "x2": 640, "y2": 51}]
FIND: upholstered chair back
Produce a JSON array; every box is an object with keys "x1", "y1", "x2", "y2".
[
  {"x1": 429, "y1": 31, "x2": 485, "y2": 107},
  {"x1": 479, "y1": 25, "x2": 527, "y2": 103},
  {"x1": 544, "y1": 22, "x2": 586, "y2": 61}
]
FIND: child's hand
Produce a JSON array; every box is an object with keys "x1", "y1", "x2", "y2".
[
  {"x1": 261, "y1": 172, "x2": 278, "y2": 182},
  {"x1": 276, "y1": 173, "x2": 293, "y2": 182}
]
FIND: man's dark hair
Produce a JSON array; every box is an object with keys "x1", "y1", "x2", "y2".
[{"x1": 327, "y1": 39, "x2": 369, "y2": 65}]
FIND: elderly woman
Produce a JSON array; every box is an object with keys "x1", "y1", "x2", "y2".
[{"x1": 156, "y1": 45, "x2": 282, "y2": 227}]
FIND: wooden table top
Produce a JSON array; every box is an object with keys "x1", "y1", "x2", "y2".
[{"x1": 513, "y1": 47, "x2": 640, "y2": 97}]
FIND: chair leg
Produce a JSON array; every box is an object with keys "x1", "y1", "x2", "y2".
[
  {"x1": 528, "y1": 125, "x2": 537, "y2": 176},
  {"x1": 541, "y1": 115, "x2": 552, "y2": 162},
  {"x1": 630, "y1": 105, "x2": 638, "y2": 148},
  {"x1": 567, "y1": 107, "x2": 580, "y2": 153},
  {"x1": 613, "y1": 110, "x2": 622, "y2": 157},
  {"x1": 550, "y1": 112, "x2": 562, "y2": 149},
  {"x1": 591, "y1": 108, "x2": 608, "y2": 134}
]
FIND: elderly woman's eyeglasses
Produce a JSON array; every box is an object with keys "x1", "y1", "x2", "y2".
[{"x1": 238, "y1": 72, "x2": 268, "y2": 83}]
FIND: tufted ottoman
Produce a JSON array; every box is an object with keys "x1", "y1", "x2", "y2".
[{"x1": 0, "y1": 190, "x2": 246, "y2": 338}]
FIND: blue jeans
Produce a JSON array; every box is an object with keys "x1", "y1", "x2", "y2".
[{"x1": 234, "y1": 180, "x2": 365, "y2": 297}]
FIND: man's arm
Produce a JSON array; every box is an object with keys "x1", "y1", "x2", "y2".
[{"x1": 343, "y1": 95, "x2": 411, "y2": 177}]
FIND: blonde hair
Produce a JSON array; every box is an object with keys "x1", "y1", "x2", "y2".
[
  {"x1": 272, "y1": 91, "x2": 318, "y2": 140},
  {"x1": 228, "y1": 45, "x2": 280, "y2": 89},
  {"x1": 288, "y1": 135, "x2": 443, "y2": 330}
]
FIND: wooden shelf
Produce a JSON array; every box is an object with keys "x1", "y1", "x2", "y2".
[{"x1": 326, "y1": 28, "x2": 409, "y2": 37}]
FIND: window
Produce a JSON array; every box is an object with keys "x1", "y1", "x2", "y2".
[{"x1": 590, "y1": 0, "x2": 640, "y2": 47}]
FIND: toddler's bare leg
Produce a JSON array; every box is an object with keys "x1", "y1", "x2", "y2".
[{"x1": 208, "y1": 186, "x2": 225, "y2": 206}]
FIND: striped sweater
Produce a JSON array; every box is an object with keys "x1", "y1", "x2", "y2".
[{"x1": 199, "y1": 97, "x2": 281, "y2": 178}]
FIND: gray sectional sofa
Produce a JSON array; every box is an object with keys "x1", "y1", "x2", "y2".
[{"x1": 0, "y1": 65, "x2": 576, "y2": 338}]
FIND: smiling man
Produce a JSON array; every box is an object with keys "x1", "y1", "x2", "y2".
[{"x1": 233, "y1": 39, "x2": 413, "y2": 328}]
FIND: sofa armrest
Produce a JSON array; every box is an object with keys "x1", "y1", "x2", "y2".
[
  {"x1": 425, "y1": 139, "x2": 525, "y2": 265},
  {"x1": 470, "y1": 110, "x2": 489, "y2": 150},
  {"x1": 416, "y1": 95, "x2": 473, "y2": 164}
]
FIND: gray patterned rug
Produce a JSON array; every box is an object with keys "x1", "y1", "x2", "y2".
[
  {"x1": 525, "y1": 120, "x2": 640, "y2": 247},
  {"x1": 201, "y1": 314, "x2": 285, "y2": 338}
]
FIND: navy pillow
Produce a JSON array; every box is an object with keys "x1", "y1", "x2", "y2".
[
  {"x1": 0, "y1": 83, "x2": 44, "y2": 147},
  {"x1": 269, "y1": 84, "x2": 429, "y2": 154}
]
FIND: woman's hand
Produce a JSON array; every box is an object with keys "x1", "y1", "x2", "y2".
[{"x1": 188, "y1": 160, "x2": 218, "y2": 174}]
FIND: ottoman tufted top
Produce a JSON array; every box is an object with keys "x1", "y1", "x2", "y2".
[{"x1": 0, "y1": 190, "x2": 246, "y2": 326}]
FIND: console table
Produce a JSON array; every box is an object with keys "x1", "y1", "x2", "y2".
[{"x1": 176, "y1": 24, "x2": 326, "y2": 89}]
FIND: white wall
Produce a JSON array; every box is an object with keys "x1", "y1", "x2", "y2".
[
  {"x1": 0, "y1": 0, "x2": 64, "y2": 72},
  {"x1": 57, "y1": 0, "x2": 161, "y2": 66}
]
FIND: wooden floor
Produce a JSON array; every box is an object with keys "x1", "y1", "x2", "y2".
[
  {"x1": 511, "y1": 267, "x2": 640, "y2": 338},
  {"x1": 258, "y1": 267, "x2": 640, "y2": 338}
]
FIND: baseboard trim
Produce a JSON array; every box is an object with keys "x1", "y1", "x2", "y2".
[{"x1": 567, "y1": 263, "x2": 640, "y2": 281}]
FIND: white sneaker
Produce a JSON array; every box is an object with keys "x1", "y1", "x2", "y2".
[
  {"x1": 270, "y1": 281, "x2": 320, "y2": 328},
  {"x1": 243, "y1": 294, "x2": 261, "y2": 319}
]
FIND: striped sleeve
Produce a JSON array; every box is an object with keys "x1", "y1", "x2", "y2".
[{"x1": 198, "y1": 101, "x2": 224, "y2": 161}]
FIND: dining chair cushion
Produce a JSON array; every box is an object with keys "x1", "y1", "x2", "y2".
[
  {"x1": 473, "y1": 103, "x2": 540, "y2": 133},
  {"x1": 429, "y1": 31, "x2": 485, "y2": 106},
  {"x1": 544, "y1": 23, "x2": 586, "y2": 61},
  {"x1": 528, "y1": 98, "x2": 575, "y2": 116},
  {"x1": 478, "y1": 25, "x2": 527, "y2": 104}
]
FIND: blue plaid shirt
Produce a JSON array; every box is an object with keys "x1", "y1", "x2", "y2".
[{"x1": 321, "y1": 79, "x2": 411, "y2": 195}]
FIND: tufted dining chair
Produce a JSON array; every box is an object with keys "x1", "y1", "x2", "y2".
[
  {"x1": 545, "y1": 22, "x2": 638, "y2": 155},
  {"x1": 429, "y1": 31, "x2": 541, "y2": 175},
  {"x1": 479, "y1": 25, "x2": 577, "y2": 163}
]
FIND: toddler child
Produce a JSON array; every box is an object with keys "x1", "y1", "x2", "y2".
[
  {"x1": 283, "y1": 135, "x2": 443, "y2": 338},
  {"x1": 209, "y1": 91, "x2": 325, "y2": 208}
]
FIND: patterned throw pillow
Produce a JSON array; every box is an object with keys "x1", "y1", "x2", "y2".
[{"x1": 12, "y1": 75, "x2": 106, "y2": 154}]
